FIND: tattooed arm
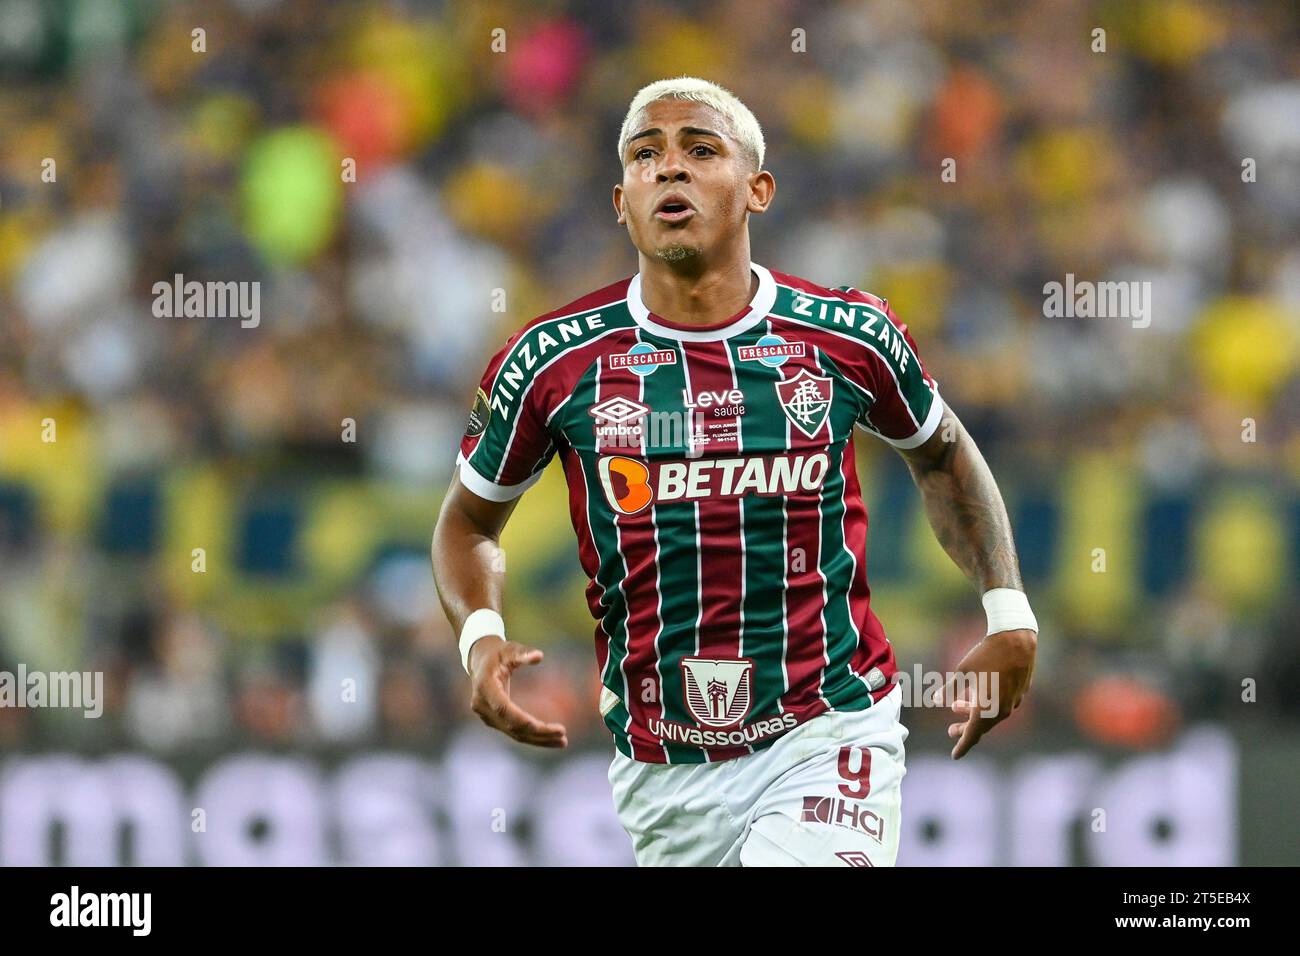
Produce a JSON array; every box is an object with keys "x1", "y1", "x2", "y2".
[
  {"x1": 896, "y1": 404, "x2": 1022, "y2": 592},
  {"x1": 894, "y1": 400, "x2": 1037, "y2": 759}
]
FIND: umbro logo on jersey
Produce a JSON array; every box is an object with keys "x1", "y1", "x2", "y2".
[
  {"x1": 609, "y1": 343, "x2": 676, "y2": 376},
  {"x1": 775, "y1": 369, "x2": 833, "y2": 438},
  {"x1": 597, "y1": 452, "x2": 831, "y2": 515},
  {"x1": 589, "y1": 397, "x2": 649, "y2": 424},
  {"x1": 590, "y1": 397, "x2": 649, "y2": 450}
]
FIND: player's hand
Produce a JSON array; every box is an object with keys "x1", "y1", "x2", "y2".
[
  {"x1": 931, "y1": 628, "x2": 1036, "y2": 760},
  {"x1": 467, "y1": 638, "x2": 569, "y2": 748}
]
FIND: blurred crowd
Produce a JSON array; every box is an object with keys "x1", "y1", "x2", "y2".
[{"x1": 0, "y1": 0, "x2": 1298, "y2": 757}]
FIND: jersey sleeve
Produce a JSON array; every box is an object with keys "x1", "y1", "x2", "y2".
[
  {"x1": 455, "y1": 331, "x2": 557, "y2": 501},
  {"x1": 839, "y1": 290, "x2": 944, "y2": 449}
]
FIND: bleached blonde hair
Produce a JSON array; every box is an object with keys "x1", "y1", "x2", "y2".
[{"x1": 617, "y1": 76, "x2": 766, "y2": 170}]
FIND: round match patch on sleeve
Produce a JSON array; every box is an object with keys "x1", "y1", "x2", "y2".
[{"x1": 465, "y1": 387, "x2": 491, "y2": 438}]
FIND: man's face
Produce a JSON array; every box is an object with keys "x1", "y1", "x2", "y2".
[{"x1": 613, "y1": 98, "x2": 773, "y2": 264}]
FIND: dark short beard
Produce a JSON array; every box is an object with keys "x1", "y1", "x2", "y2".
[{"x1": 656, "y1": 243, "x2": 701, "y2": 263}]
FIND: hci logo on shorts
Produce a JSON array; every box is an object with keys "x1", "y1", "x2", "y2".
[
  {"x1": 680, "y1": 657, "x2": 753, "y2": 727},
  {"x1": 775, "y1": 370, "x2": 832, "y2": 438}
]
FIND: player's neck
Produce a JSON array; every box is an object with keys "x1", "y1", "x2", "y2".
[{"x1": 636, "y1": 252, "x2": 758, "y2": 329}]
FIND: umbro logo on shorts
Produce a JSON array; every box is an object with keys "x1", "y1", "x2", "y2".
[{"x1": 834, "y1": 850, "x2": 875, "y2": 867}]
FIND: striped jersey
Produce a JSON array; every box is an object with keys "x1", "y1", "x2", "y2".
[{"x1": 457, "y1": 263, "x2": 942, "y2": 764}]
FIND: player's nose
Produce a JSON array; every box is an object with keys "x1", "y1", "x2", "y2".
[{"x1": 655, "y1": 147, "x2": 691, "y2": 183}]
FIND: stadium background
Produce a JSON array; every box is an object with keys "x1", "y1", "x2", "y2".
[{"x1": 0, "y1": 0, "x2": 1297, "y2": 865}]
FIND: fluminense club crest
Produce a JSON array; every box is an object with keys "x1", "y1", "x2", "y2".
[
  {"x1": 775, "y1": 369, "x2": 833, "y2": 438},
  {"x1": 680, "y1": 657, "x2": 754, "y2": 728}
]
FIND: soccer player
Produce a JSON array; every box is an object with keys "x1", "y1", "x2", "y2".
[{"x1": 432, "y1": 77, "x2": 1038, "y2": 867}]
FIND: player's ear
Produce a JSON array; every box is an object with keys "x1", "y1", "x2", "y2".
[
  {"x1": 613, "y1": 184, "x2": 626, "y2": 224},
  {"x1": 746, "y1": 169, "x2": 775, "y2": 215}
]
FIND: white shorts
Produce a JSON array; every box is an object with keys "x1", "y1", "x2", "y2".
[{"x1": 608, "y1": 684, "x2": 908, "y2": 867}]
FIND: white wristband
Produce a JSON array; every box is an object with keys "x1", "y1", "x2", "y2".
[
  {"x1": 982, "y1": 588, "x2": 1038, "y2": 636},
  {"x1": 460, "y1": 609, "x2": 505, "y2": 674}
]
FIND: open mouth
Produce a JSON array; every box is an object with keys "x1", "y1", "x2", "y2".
[{"x1": 654, "y1": 200, "x2": 695, "y2": 223}]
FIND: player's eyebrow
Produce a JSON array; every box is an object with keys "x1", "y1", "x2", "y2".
[
  {"x1": 625, "y1": 128, "x2": 662, "y2": 150},
  {"x1": 626, "y1": 127, "x2": 726, "y2": 153}
]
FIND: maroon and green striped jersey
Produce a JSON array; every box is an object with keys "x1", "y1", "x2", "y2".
[{"x1": 457, "y1": 263, "x2": 942, "y2": 764}]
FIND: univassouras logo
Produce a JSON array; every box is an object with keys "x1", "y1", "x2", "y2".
[
  {"x1": 646, "y1": 712, "x2": 797, "y2": 747},
  {"x1": 680, "y1": 657, "x2": 753, "y2": 727},
  {"x1": 0, "y1": 665, "x2": 102, "y2": 718}
]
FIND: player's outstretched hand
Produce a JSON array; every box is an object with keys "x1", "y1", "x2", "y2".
[
  {"x1": 467, "y1": 639, "x2": 569, "y2": 748},
  {"x1": 930, "y1": 628, "x2": 1036, "y2": 760}
]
